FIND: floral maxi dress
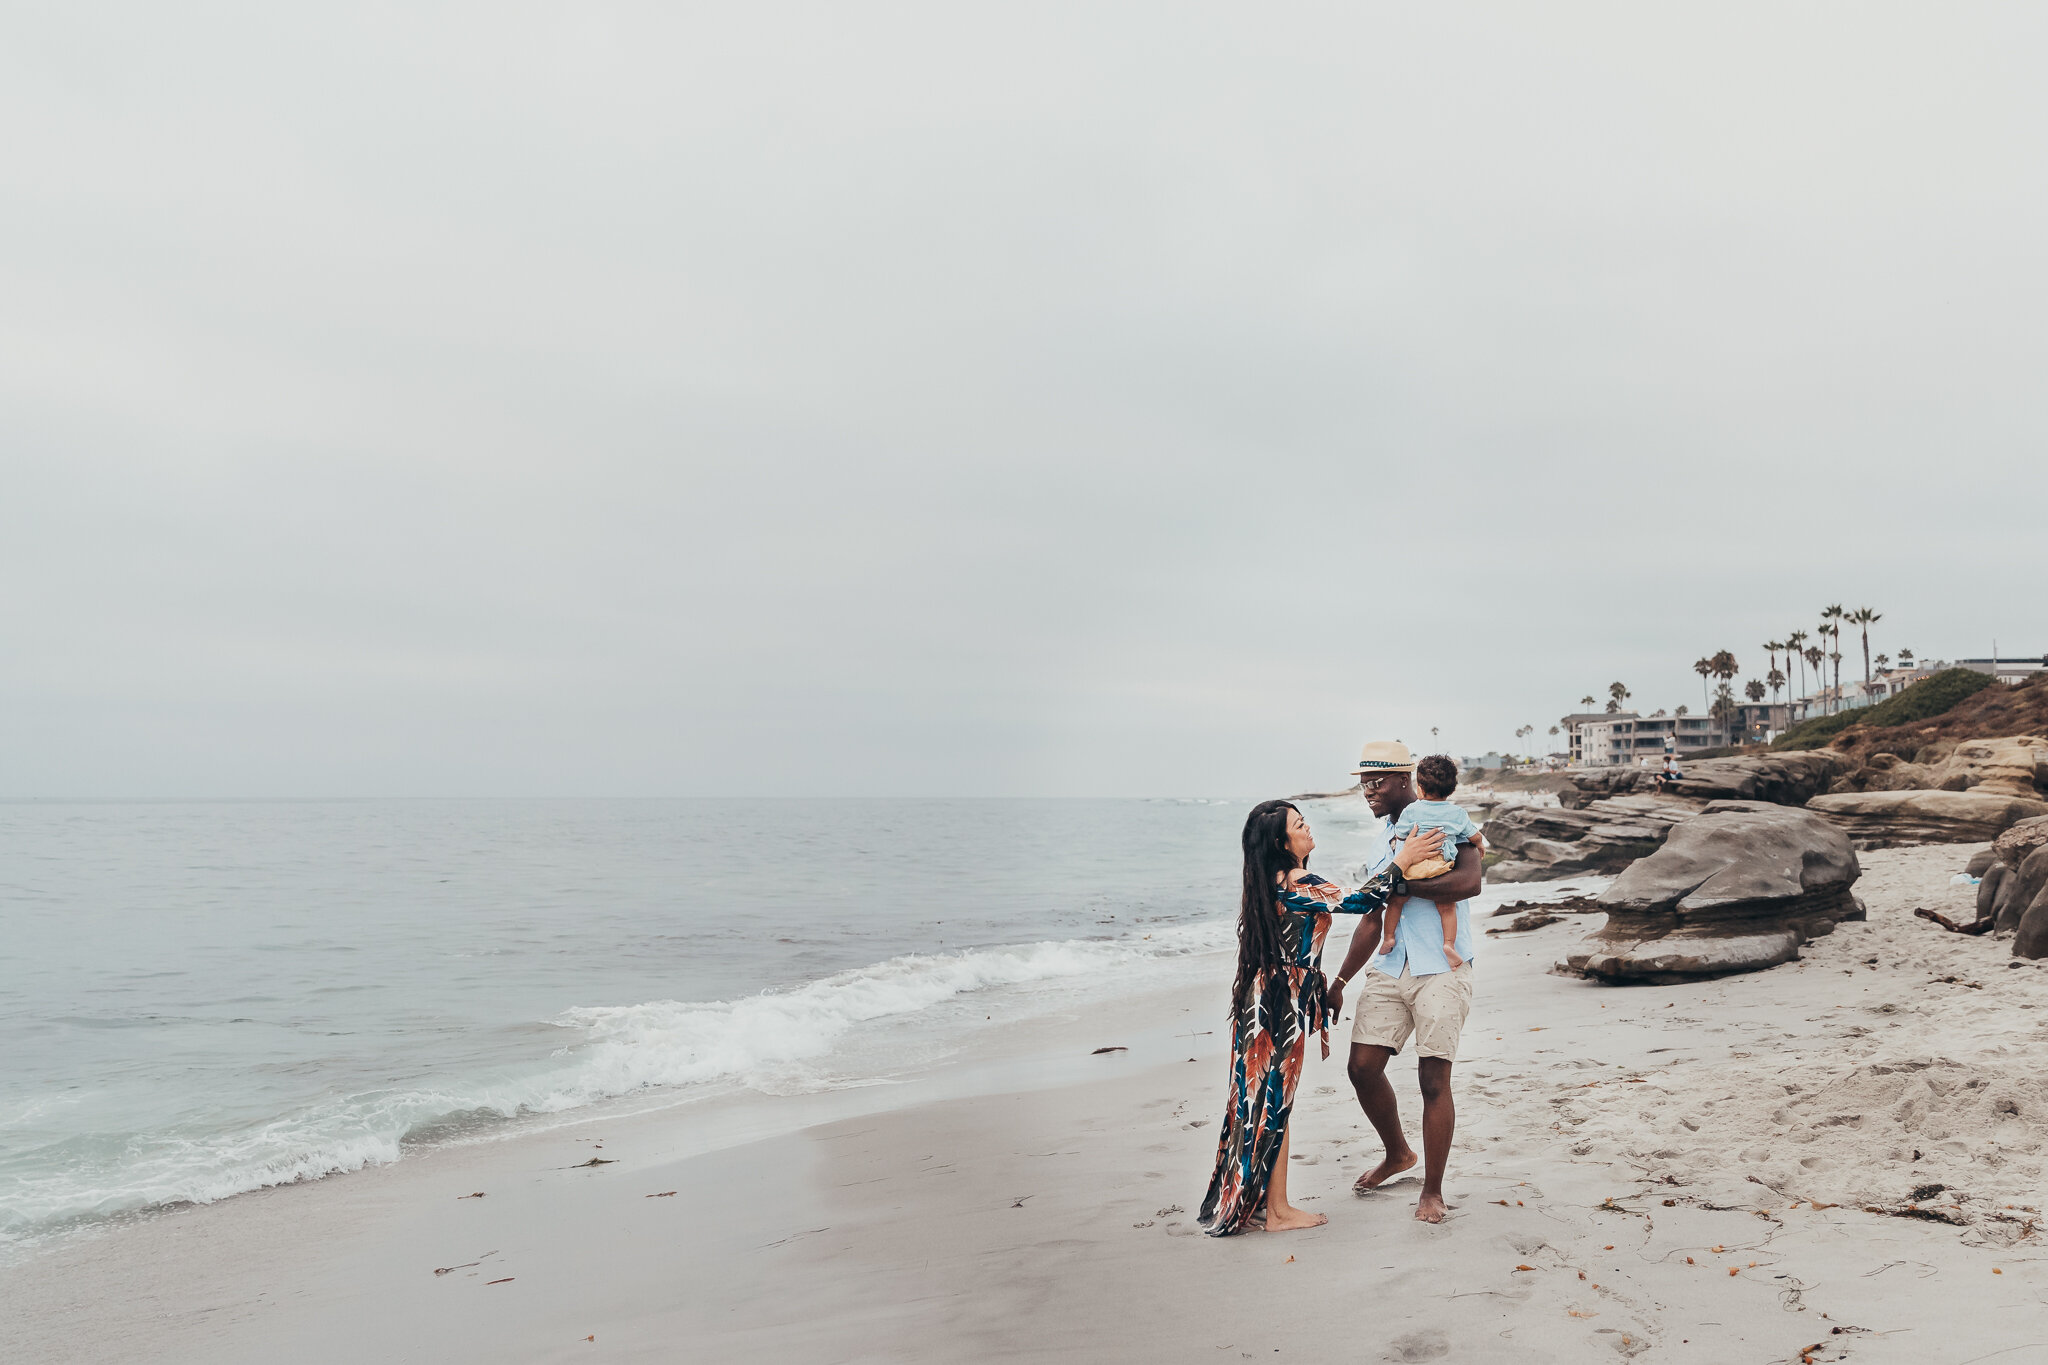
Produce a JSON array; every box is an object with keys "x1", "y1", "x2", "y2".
[{"x1": 1198, "y1": 868, "x2": 1396, "y2": 1236}]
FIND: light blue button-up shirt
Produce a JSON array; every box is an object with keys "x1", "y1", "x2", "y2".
[{"x1": 1363, "y1": 822, "x2": 1477, "y2": 979}]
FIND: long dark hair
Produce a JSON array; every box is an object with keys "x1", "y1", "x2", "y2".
[{"x1": 1233, "y1": 800, "x2": 1301, "y2": 1012}]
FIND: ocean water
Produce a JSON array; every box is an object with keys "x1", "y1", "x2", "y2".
[{"x1": 0, "y1": 796, "x2": 1396, "y2": 1255}]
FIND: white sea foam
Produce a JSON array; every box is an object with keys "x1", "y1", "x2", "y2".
[
  {"x1": 0, "y1": 923, "x2": 1231, "y2": 1249},
  {"x1": 552, "y1": 922, "x2": 1229, "y2": 1097}
]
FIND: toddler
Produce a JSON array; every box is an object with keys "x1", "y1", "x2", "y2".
[{"x1": 1379, "y1": 754, "x2": 1483, "y2": 968}]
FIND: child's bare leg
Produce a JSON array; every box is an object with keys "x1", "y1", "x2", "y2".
[
  {"x1": 1436, "y1": 901, "x2": 1464, "y2": 968},
  {"x1": 1380, "y1": 896, "x2": 1406, "y2": 955}
]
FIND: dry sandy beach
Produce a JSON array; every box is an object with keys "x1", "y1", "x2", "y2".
[{"x1": 8, "y1": 845, "x2": 2047, "y2": 1364}]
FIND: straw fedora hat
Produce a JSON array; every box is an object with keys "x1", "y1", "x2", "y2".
[{"x1": 1349, "y1": 739, "x2": 1415, "y2": 776}]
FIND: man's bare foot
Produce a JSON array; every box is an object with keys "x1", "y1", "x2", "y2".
[
  {"x1": 1353, "y1": 1149, "x2": 1418, "y2": 1193},
  {"x1": 1263, "y1": 1207, "x2": 1328, "y2": 1232},
  {"x1": 1415, "y1": 1192, "x2": 1450, "y2": 1223}
]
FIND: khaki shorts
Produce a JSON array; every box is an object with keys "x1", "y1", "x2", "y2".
[{"x1": 1349, "y1": 963, "x2": 1474, "y2": 1062}]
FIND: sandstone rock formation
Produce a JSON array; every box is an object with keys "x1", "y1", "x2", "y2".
[
  {"x1": 1825, "y1": 735, "x2": 2048, "y2": 797},
  {"x1": 1484, "y1": 796, "x2": 1701, "y2": 881},
  {"x1": 1804, "y1": 790, "x2": 2048, "y2": 849},
  {"x1": 1999, "y1": 846, "x2": 2048, "y2": 939},
  {"x1": 1559, "y1": 752, "x2": 1850, "y2": 809},
  {"x1": 1980, "y1": 863, "x2": 2009, "y2": 923},
  {"x1": 2011, "y1": 847, "x2": 2048, "y2": 958},
  {"x1": 1557, "y1": 802, "x2": 1863, "y2": 984},
  {"x1": 1834, "y1": 751, "x2": 1940, "y2": 793},
  {"x1": 1938, "y1": 737, "x2": 2048, "y2": 797},
  {"x1": 1994, "y1": 815, "x2": 2048, "y2": 869}
]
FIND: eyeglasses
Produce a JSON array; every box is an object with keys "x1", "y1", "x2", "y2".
[{"x1": 1359, "y1": 775, "x2": 1399, "y2": 793}]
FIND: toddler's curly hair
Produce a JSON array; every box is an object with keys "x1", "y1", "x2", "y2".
[{"x1": 1415, "y1": 754, "x2": 1459, "y2": 799}]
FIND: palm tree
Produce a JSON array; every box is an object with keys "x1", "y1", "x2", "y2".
[
  {"x1": 1580, "y1": 694, "x2": 1596, "y2": 711},
  {"x1": 1706, "y1": 653, "x2": 1738, "y2": 741},
  {"x1": 1710, "y1": 682, "x2": 1737, "y2": 736},
  {"x1": 1821, "y1": 606, "x2": 1846, "y2": 711},
  {"x1": 1816, "y1": 623, "x2": 1835, "y2": 710},
  {"x1": 1743, "y1": 678, "x2": 1767, "y2": 740},
  {"x1": 1693, "y1": 657, "x2": 1713, "y2": 712},
  {"x1": 1606, "y1": 681, "x2": 1630, "y2": 714},
  {"x1": 1786, "y1": 629, "x2": 1809, "y2": 701},
  {"x1": 1548, "y1": 724, "x2": 1560, "y2": 752},
  {"x1": 1763, "y1": 640, "x2": 1783, "y2": 695},
  {"x1": 1767, "y1": 667, "x2": 1786, "y2": 703},
  {"x1": 1851, "y1": 607, "x2": 1882, "y2": 699},
  {"x1": 1710, "y1": 651, "x2": 1739, "y2": 729},
  {"x1": 1804, "y1": 645, "x2": 1825, "y2": 707}
]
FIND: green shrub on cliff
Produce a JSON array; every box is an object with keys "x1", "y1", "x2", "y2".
[{"x1": 1770, "y1": 668, "x2": 1997, "y2": 751}]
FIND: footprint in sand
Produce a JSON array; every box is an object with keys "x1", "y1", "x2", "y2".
[{"x1": 1382, "y1": 1329, "x2": 1450, "y2": 1361}]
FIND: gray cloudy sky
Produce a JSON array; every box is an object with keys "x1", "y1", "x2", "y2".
[{"x1": 4, "y1": 3, "x2": 2044, "y2": 798}]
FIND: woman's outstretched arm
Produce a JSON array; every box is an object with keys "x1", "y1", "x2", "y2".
[{"x1": 1329, "y1": 826, "x2": 1449, "y2": 915}]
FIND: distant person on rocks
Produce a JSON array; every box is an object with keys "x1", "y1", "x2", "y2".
[
  {"x1": 1656, "y1": 754, "x2": 1683, "y2": 791},
  {"x1": 1324, "y1": 740, "x2": 1485, "y2": 1224},
  {"x1": 1376, "y1": 755, "x2": 1483, "y2": 969}
]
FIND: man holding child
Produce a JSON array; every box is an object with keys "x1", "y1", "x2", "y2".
[{"x1": 1324, "y1": 740, "x2": 1483, "y2": 1224}]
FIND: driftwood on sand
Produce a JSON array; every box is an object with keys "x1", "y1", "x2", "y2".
[{"x1": 1912, "y1": 907, "x2": 1996, "y2": 935}]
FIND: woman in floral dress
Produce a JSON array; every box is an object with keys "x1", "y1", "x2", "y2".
[{"x1": 1199, "y1": 799, "x2": 1444, "y2": 1235}]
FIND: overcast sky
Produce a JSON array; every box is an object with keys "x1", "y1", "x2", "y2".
[{"x1": 3, "y1": 3, "x2": 2044, "y2": 798}]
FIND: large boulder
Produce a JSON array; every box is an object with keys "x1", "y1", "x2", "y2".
[
  {"x1": 1999, "y1": 846, "x2": 2048, "y2": 936},
  {"x1": 1994, "y1": 815, "x2": 2048, "y2": 870},
  {"x1": 1804, "y1": 790, "x2": 2048, "y2": 849},
  {"x1": 2014, "y1": 848, "x2": 2048, "y2": 958},
  {"x1": 1557, "y1": 802, "x2": 1863, "y2": 985},
  {"x1": 1485, "y1": 795, "x2": 1701, "y2": 881},
  {"x1": 1979, "y1": 863, "x2": 2010, "y2": 922}
]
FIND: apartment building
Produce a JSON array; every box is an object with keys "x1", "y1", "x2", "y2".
[
  {"x1": 1562, "y1": 711, "x2": 1732, "y2": 766},
  {"x1": 1557, "y1": 712, "x2": 1617, "y2": 765}
]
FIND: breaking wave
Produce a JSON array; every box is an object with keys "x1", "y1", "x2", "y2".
[{"x1": 0, "y1": 923, "x2": 1230, "y2": 1249}]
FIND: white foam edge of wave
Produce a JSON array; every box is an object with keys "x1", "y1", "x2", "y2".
[
  {"x1": 550, "y1": 919, "x2": 1234, "y2": 1096},
  {"x1": 0, "y1": 920, "x2": 1233, "y2": 1246}
]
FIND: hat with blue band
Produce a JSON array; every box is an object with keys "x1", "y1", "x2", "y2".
[{"x1": 1349, "y1": 739, "x2": 1415, "y2": 776}]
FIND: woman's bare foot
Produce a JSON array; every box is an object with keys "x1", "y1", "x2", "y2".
[
  {"x1": 1415, "y1": 1192, "x2": 1451, "y2": 1223},
  {"x1": 1352, "y1": 1148, "x2": 1418, "y2": 1194},
  {"x1": 1263, "y1": 1207, "x2": 1328, "y2": 1232}
]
